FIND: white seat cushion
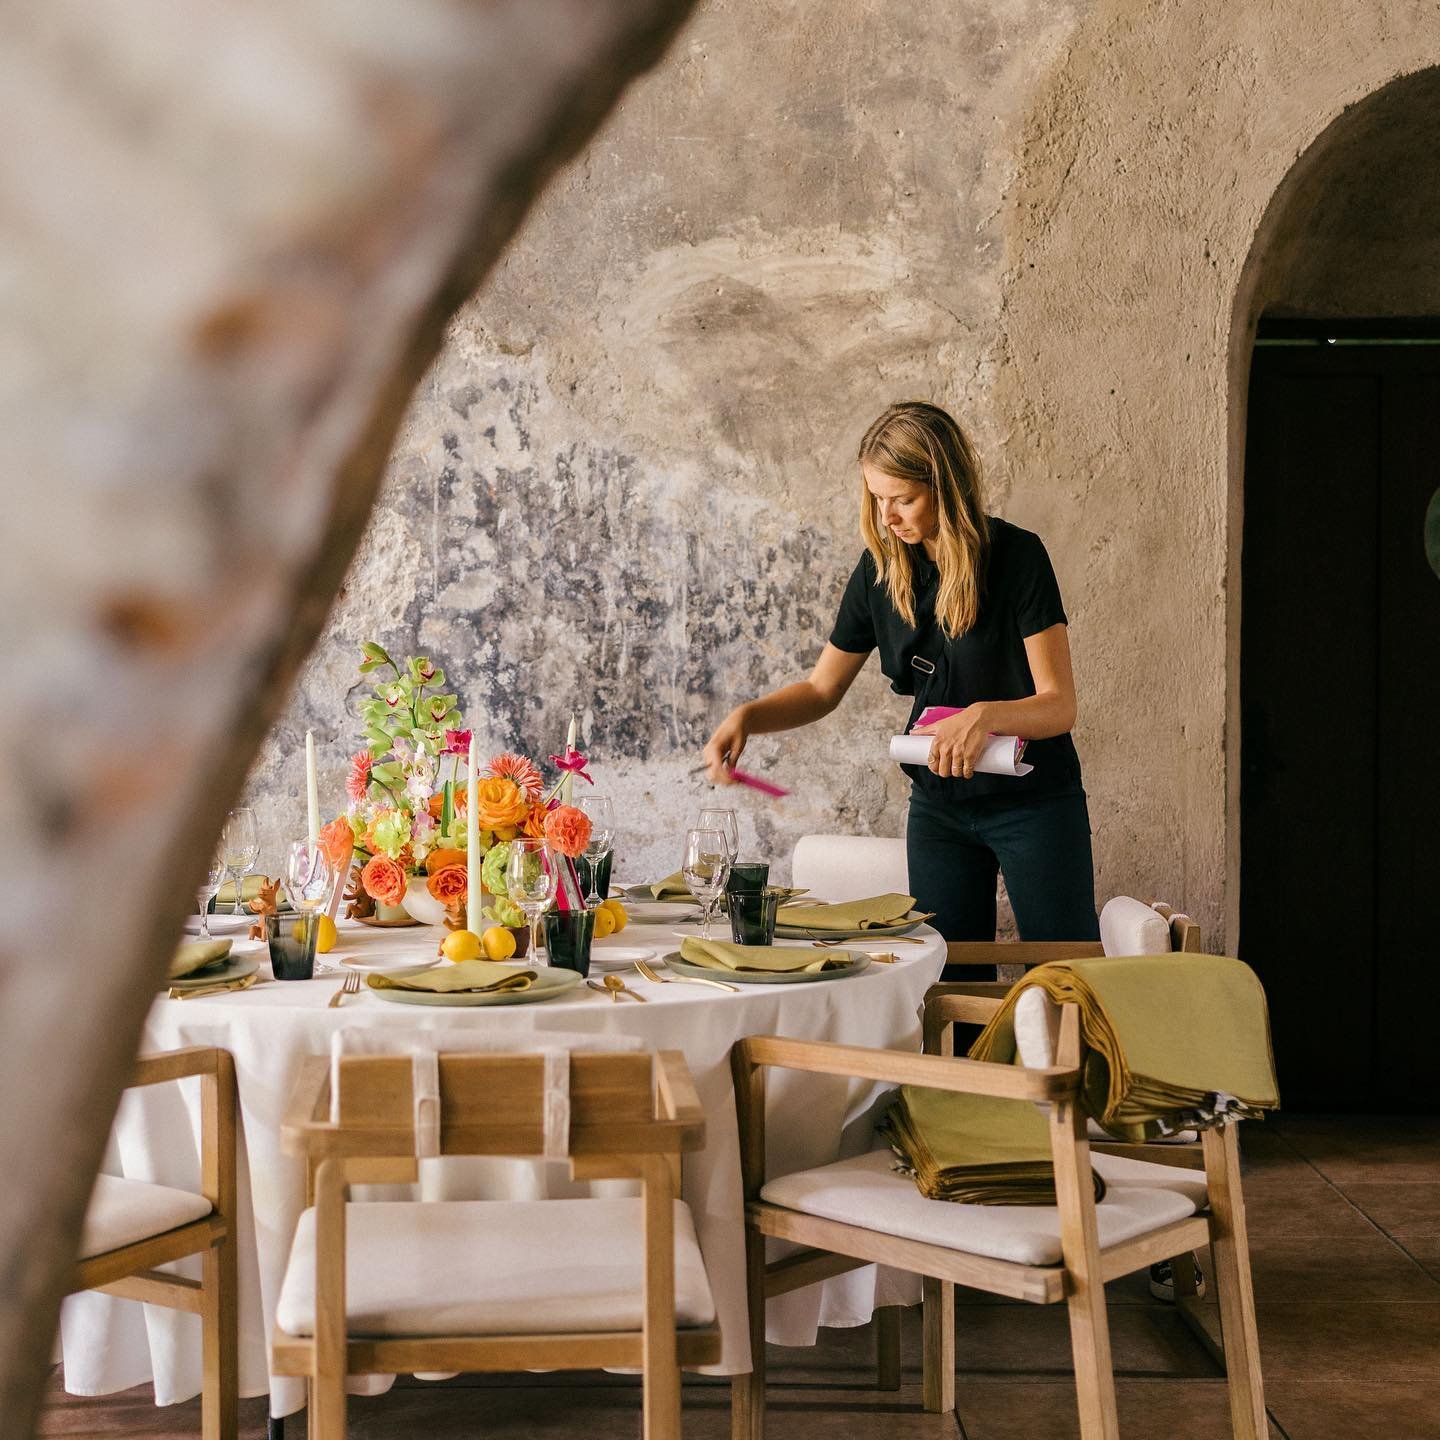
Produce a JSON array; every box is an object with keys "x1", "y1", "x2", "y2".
[
  {"x1": 760, "y1": 1149, "x2": 1206, "y2": 1267},
  {"x1": 1087, "y1": 1118, "x2": 1199, "y2": 1145},
  {"x1": 275, "y1": 1197, "x2": 716, "y2": 1338},
  {"x1": 80, "y1": 1174, "x2": 213, "y2": 1259},
  {"x1": 791, "y1": 835, "x2": 908, "y2": 903},
  {"x1": 1099, "y1": 895, "x2": 1173, "y2": 957}
]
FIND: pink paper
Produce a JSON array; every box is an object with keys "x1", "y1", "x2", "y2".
[
  {"x1": 730, "y1": 767, "x2": 790, "y2": 798},
  {"x1": 915, "y1": 705, "x2": 965, "y2": 728}
]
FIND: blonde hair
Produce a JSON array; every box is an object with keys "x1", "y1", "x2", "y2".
[{"x1": 857, "y1": 401, "x2": 989, "y2": 637}]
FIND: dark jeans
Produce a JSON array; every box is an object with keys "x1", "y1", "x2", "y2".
[{"x1": 907, "y1": 786, "x2": 1099, "y2": 979}]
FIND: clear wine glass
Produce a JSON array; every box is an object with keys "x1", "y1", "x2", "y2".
[
  {"x1": 577, "y1": 794, "x2": 616, "y2": 906},
  {"x1": 683, "y1": 826, "x2": 731, "y2": 940},
  {"x1": 285, "y1": 841, "x2": 333, "y2": 913},
  {"x1": 697, "y1": 806, "x2": 740, "y2": 863},
  {"x1": 195, "y1": 855, "x2": 225, "y2": 939},
  {"x1": 506, "y1": 837, "x2": 557, "y2": 962},
  {"x1": 221, "y1": 807, "x2": 260, "y2": 915}
]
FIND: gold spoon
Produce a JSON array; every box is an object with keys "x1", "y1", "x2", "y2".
[{"x1": 603, "y1": 973, "x2": 647, "y2": 1003}]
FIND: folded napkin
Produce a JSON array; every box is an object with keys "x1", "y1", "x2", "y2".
[
  {"x1": 169, "y1": 938, "x2": 233, "y2": 980},
  {"x1": 367, "y1": 961, "x2": 537, "y2": 995},
  {"x1": 880, "y1": 1086, "x2": 1105, "y2": 1205},
  {"x1": 213, "y1": 874, "x2": 271, "y2": 907},
  {"x1": 647, "y1": 871, "x2": 693, "y2": 901},
  {"x1": 678, "y1": 938, "x2": 851, "y2": 973},
  {"x1": 777, "y1": 893, "x2": 921, "y2": 931},
  {"x1": 969, "y1": 954, "x2": 1281, "y2": 1142}
]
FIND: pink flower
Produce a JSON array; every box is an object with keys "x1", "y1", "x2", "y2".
[
  {"x1": 442, "y1": 729, "x2": 472, "y2": 756},
  {"x1": 346, "y1": 751, "x2": 373, "y2": 803},
  {"x1": 543, "y1": 804, "x2": 592, "y2": 859},
  {"x1": 486, "y1": 751, "x2": 544, "y2": 802}
]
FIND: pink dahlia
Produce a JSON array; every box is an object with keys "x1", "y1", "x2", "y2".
[
  {"x1": 486, "y1": 751, "x2": 544, "y2": 802},
  {"x1": 346, "y1": 751, "x2": 374, "y2": 804}
]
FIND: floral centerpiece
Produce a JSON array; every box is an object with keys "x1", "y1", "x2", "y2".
[{"x1": 337, "y1": 641, "x2": 595, "y2": 928}]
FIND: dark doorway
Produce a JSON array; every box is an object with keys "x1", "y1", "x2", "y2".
[{"x1": 1240, "y1": 320, "x2": 1440, "y2": 1109}]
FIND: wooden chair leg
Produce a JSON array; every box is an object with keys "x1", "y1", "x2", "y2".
[
  {"x1": 642, "y1": 1158, "x2": 681, "y2": 1440},
  {"x1": 200, "y1": 1234, "x2": 238, "y2": 1440},
  {"x1": 731, "y1": 1224, "x2": 767, "y2": 1440},
  {"x1": 1204, "y1": 1125, "x2": 1267, "y2": 1439},
  {"x1": 310, "y1": 1162, "x2": 348, "y2": 1440},
  {"x1": 921, "y1": 1277, "x2": 954, "y2": 1413},
  {"x1": 875, "y1": 1305, "x2": 902, "y2": 1390}
]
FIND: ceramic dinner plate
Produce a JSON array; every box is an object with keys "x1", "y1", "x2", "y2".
[
  {"x1": 662, "y1": 950, "x2": 869, "y2": 985},
  {"x1": 165, "y1": 955, "x2": 260, "y2": 991},
  {"x1": 366, "y1": 964, "x2": 583, "y2": 1006},
  {"x1": 772, "y1": 910, "x2": 928, "y2": 941},
  {"x1": 622, "y1": 899, "x2": 700, "y2": 924},
  {"x1": 586, "y1": 944, "x2": 658, "y2": 972}
]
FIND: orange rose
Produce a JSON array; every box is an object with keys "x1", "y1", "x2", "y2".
[
  {"x1": 522, "y1": 802, "x2": 549, "y2": 839},
  {"x1": 543, "y1": 804, "x2": 592, "y2": 859},
  {"x1": 474, "y1": 777, "x2": 529, "y2": 830},
  {"x1": 360, "y1": 855, "x2": 407, "y2": 908},
  {"x1": 318, "y1": 816, "x2": 354, "y2": 869},
  {"x1": 425, "y1": 847, "x2": 467, "y2": 876},
  {"x1": 426, "y1": 863, "x2": 468, "y2": 905},
  {"x1": 427, "y1": 784, "x2": 467, "y2": 819}
]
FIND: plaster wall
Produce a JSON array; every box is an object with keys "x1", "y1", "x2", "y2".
[{"x1": 248, "y1": 0, "x2": 1440, "y2": 942}]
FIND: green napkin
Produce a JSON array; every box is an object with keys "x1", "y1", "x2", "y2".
[
  {"x1": 777, "y1": 893, "x2": 920, "y2": 931},
  {"x1": 881, "y1": 1087, "x2": 1105, "y2": 1205},
  {"x1": 367, "y1": 961, "x2": 537, "y2": 994},
  {"x1": 213, "y1": 874, "x2": 270, "y2": 907},
  {"x1": 170, "y1": 938, "x2": 233, "y2": 980},
  {"x1": 679, "y1": 938, "x2": 851, "y2": 974},
  {"x1": 647, "y1": 871, "x2": 693, "y2": 901},
  {"x1": 969, "y1": 954, "x2": 1281, "y2": 1142}
]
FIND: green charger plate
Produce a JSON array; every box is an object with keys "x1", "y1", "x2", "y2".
[
  {"x1": 662, "y1": 950, "x2": 870, "y2": 985},
  {"x1": 165, "y1": 955, "x2": 260, "y2": 991},
  {"x1": 366, "y1": 964, "x2": 583, "y2": 1007},
  {"x1": 772, "y1": 910, "x2": 928, "y2": 941}
]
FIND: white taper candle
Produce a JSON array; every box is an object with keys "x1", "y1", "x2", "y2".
[
  {"x1": 305, "y1": 730, "x2": 320, "y2": 841},
  {"x1": 466, "y1": 733, "x2": 480, "y2": 933},
  {"x1": 561, "y1": 713, "x2": 578, "y2": 805}
]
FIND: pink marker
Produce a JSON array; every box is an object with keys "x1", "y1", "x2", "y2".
[{"x1": 729, "y1": 767, "x2": 790, "y2": 798}]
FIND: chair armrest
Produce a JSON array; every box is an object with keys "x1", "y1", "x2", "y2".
[
  {"x1": 736, "y1": 1035, "x2": 1077, "y2": 1102},
  {"x1": 654, "y1": 1050, "x2": 705, "y2": 1136},
  {"x1": 923, "y1": 988, "x2": 1007, "y2": 1053},
  {"x1": 130, "y1": 1046, "x2": 227, "y2": 1088}
]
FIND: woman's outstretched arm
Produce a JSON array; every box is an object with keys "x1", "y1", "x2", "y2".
[{"x1": 703, "y1": 644, "x2": 869, "y2": 783}]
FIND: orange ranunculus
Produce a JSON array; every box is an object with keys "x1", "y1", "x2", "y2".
[
  {"x1": 543, "y1": 804, "x2": 592, "y2": 859},
  {"x1": 425, "y1": 847, "x2": 466, "y2": 876},
  {"x1": 426, "y1": 863, "x2": 468, "y2": 905},
  {"x1": 474, "y1": 777, "x2": 529, "y2": 831},
  {"x1": 360, "y1": 855, "x2": 407, "y2": 908},
  {"x1": 318, "y1": 816, "x2": 354, "y2": 869},
  {"x1": 522, "y1": 801, "x2": 549, "y2": 839}
]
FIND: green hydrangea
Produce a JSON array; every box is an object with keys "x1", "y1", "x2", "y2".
[
  {"x1": 481, "y1": 841, "x2": 513, "y2": 897},
  {"x1": 484, "y1": 897, "x2": 525, "y2": 927},
  {"x1": 369, "y1": 810, "x2": 412, "y2": 859}
]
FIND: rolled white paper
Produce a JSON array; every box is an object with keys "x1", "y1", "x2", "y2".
[
  {"x1": 466, "y1": 734, "x2": 480, "y2": 933},
  {"x1": 305, "y1": 730, "x2": 320, "y2": 841},
  {"x1": 889, "y1": 732, "x2": 1033, "y2": 777}
]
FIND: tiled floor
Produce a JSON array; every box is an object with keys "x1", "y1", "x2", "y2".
[{"x1": 39, "y1": 1115, "x2": 1440, "y2": 1439}]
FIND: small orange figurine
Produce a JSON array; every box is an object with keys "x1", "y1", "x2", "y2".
[
  {"x1": 246, "y1": 877, "x2": 282, "y2": 942},
  {"x1": 343, "y1": 869, "x2": 374, "y2": 921}
]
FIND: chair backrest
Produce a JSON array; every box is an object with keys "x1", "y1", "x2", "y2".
[
  {"x1": 791, "y1": 834, "x2": 908, "y2": 902},
  {"x1": 1099, "y1": 895, "x2": 1201, "y2": 956}
]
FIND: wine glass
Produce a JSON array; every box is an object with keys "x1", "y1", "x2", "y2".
[
  {"x1": 697, "y1": 806, "x2": 740, "y2": 863},
  {"x1": 285, "y1": 841, "x2": 333, "y2": 913},
  {"x1": 682, "y1": 826, "x2": 731, "y2": 940},
  {"x1": 195, "y1": 855, "x2": 225, "y2": 939},
  {"x1": 506, "y1": 837, "x2": 557, "y2": 962},
  {"x1": 577, "y1": 794, "x2": 616, "y2": 906},
  {"x1": 221, "y1": 808, "x2": 260, "y2": 915}
]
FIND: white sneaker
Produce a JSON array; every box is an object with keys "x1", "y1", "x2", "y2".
[{"x1": 1148, "y1": 1255, "x2": 1206, "y2": 1302}]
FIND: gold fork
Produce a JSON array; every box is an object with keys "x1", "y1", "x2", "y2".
[
  {"x1": 635, "y1": 957, "x2": 738, "y2": 993},
  {"x1": 328, "y1": 969, "x2": 362, "y2": 1007}
]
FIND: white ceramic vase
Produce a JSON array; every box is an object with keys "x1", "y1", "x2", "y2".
[{"x1": 400, "y1": 876, "x2": 449, "y2": 927}]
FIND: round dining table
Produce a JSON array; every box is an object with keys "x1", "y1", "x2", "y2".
[{"x1": 59, "y1": 908, "x2": 946, "y2": 1418}]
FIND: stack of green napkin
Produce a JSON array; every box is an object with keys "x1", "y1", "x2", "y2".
[
  {"x1": 679, "y1": 938, "x2": 852, "y2": 973},
  {"x1": 969, "y1": 954, "x2": 1280, "y2": 1142},
  {"x1": 777, "y1": 893, "x2": 924, "y2": 930},
  {"x1": 881, "y1": 1087, "x2": 1105, "y2": 1205},
  {"x1": 646, "y1": 872, "x2": 693, "y2": 901},
  {"x1": 170, "y1": 939, "x2": 233, "y2": 980},
  {"x1": 366, "y1": 961, "x2": 537, "y2": 994},
  {"x1": 213, "y1": 875, "x2": 271, "y2": 908}
]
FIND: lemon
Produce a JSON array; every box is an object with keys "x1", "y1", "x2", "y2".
[
  {"x1": 441, "y1": 929, "x2": 483, "y2": 963},
  {"x1": 481, "y1": 926, "x2": 517, "y2": 962},
  {"x1": 600, "y1": 898, "x2": 628, "y2": 934},
  {"x1": 592, "y1": 905, "x2": 617, "y2": 939},
  {"x1": 315, "y1": 915, "x2": 338, "y2": 954}
]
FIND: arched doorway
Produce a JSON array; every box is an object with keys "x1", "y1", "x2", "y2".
[{"x1": 1231, "y1": 68, "x2": 1440, "y2": 1108}]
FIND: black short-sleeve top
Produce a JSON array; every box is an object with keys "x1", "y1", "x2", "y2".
[{"x1": 828, "y1": 516, "x2": 1082, "y2": 801}]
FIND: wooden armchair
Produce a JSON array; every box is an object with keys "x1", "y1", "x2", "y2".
[
  {"x1": 68, "y1": 1045, "x2": 237, "y2": 1440},
  {"x1": 272, "y1": 1048, "x2": 721, "y2": 1440},
  {"x1": 730, "y1": 1013, "x2": 1265, "y2": 1440}
]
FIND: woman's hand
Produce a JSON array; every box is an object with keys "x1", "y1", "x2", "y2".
[
  {"x1": 703, "y1": 706, "x2": 750, "y2": 784},
  {"x1": 911, "y1": 704, "x2": 993, "y2": 780}
]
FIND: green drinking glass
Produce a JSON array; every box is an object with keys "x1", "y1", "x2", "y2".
[
  {"x1": 729, "y1": 887, "x2": 781, "y2": 946},
  {"x1": 544, "y1": 907, "x2": 597, "y2": 977}
]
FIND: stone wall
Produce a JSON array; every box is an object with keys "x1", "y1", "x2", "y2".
[{"x1": 246, "y1": 1, "x2": 1440, "y2": 941}]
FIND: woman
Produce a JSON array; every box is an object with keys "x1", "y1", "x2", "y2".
[{"x1": 702, "y1": 400, "x2": 1099, "y2": 954}]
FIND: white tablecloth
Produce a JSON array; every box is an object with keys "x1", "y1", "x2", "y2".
[{"x1": 60, "y1": 913, "x2": 945, "y2": 1415}]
